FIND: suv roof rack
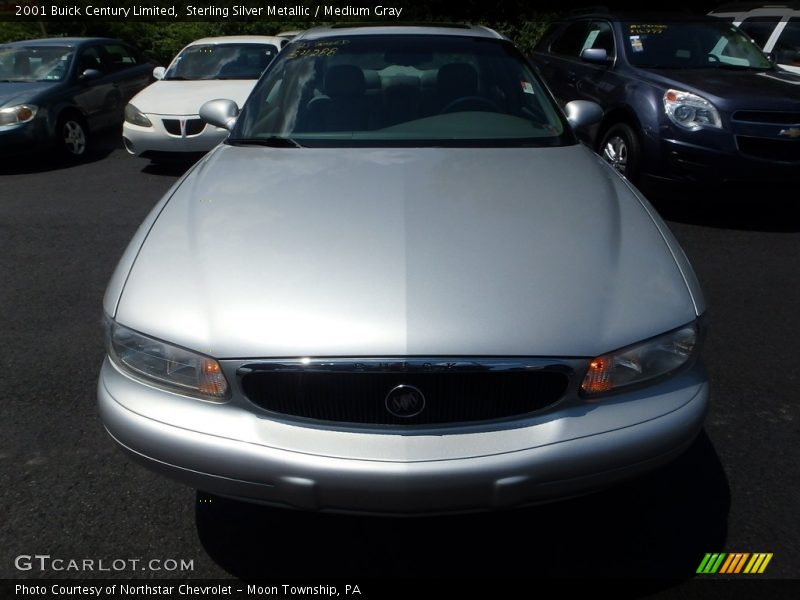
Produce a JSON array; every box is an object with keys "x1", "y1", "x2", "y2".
[{"x1": 712, "y1": 2, "x2": 800, "y2": 11}]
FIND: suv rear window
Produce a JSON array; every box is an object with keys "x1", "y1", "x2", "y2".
[
  {"x1": 739, "y1": 16, "x2": 780, "y2": 47},
  {"x1": 775, "y1": 18, "x2": 800, "y2": 66}
]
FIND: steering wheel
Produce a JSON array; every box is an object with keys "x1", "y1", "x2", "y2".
[{"x1": 439, "y1": 96, "x2": 500, "y2": 115}]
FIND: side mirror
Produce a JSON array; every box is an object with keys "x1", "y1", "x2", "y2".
[
  {"x1": 153, "y1": 66, "x2": 166, "y2": 80},
  {"x1": 80, "y1": 68, "x2": 103, "y2": 81},
  {"x1": 581, "y1": 48, "x2": 611, "y2": 65},
  {"x1": 565, "y1": 100, "x2": 603, "y2": 129},
  {"x1": 199, "y1": 99, "x2": 240, "y2": 131}
]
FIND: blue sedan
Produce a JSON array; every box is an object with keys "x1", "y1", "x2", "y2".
[{"x1": 0, "y1": 37, "x2": 155, "y2": 157}]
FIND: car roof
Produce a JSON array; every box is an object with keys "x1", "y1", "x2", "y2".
[
  {"x1": 293, "y1": 24, "x2": 506, "y2": 42},
  {"x1": 561, "y1": 12, "x2": 724, "y2": 22},
  {"x1": 710, "y1": 2, "x2": 800, "y2": 12},
  {"x1": 186, "y1": 36, "x2": 286, "y2": 46},
  {"x1": 1, "y1": 37, "x2": 124, "y2": 47}
]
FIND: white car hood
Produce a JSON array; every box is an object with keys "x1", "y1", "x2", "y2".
[
  {"x1": 129, "y1": 80, "x2": 257, "y2": 115},
  {"x1": 112, "y1": 144, "x2": 700, "y2": 359}
]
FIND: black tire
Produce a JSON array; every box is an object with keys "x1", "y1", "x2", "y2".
[
  {"x1": 56, "y1": 113, "x2": 89, "y2": 158},
  {"x1": 598, "y1": 122, "x2": 642, "y2": 182}
]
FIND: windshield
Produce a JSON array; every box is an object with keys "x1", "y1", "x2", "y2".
[
  {"x1": 0, "y1": 46, "x2": 73, "y2": 82},
  {"x1": 623, "y1": 21, "x2": 772, "y2": 69},
  {"x1": 165, "y1": 43, "x2": 278, "y2": 80},
  {"x1": 232, "y1": 34, "x2": 572, "y2": 147}
]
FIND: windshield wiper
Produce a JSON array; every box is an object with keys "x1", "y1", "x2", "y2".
[
  {"x1": 228, "y1": 136, "x2": 304, "y2": 148},
  {"x1": 707, "y1": 64, "x2": 771, "y2": 71}
]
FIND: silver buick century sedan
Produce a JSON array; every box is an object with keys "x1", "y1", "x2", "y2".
[{"x1": 98, "y1": 25, "x2": 708, "y2": 514}]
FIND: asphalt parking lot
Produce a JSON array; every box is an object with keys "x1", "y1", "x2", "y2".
[{"x1": 1, "y1": 133, "x2": 798, "y2": 592}]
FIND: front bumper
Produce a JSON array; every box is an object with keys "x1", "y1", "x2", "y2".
[
  {"x1": 122, "y1": 116, "x2": 228, "y2": 156},
  {"x1": 657, "y1": 137, "x2": 800, "y2": 184},
  {"x1": 98, "y1": 357, "x2": 708, "y2": 515},
  {"x1": 0, "y1": 119, "x2": 51, "y2": 156}
]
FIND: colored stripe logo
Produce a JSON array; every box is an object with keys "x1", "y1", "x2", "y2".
[{"x1": 697, "y1": 553, "x2": 773, "y2": 574}]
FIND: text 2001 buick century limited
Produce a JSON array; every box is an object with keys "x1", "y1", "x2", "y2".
[{"x1": 98, "y1": 25, "x2": 708, "y2": 515}]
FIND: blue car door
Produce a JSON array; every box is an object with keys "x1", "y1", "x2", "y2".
[
  {"x1": 72, "y1": 45, "x2": 117, "y2": 130},
  {"x1": 534, "y1": 20, "x2": 590, "y2": 106},
  {"x1": 571, "y1": 20, "x2": 620, "y2": 107}
]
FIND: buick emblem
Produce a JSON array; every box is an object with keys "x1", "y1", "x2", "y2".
[
  {"x1": 385, "y1": 385, "x2": 426, "y2": 418},
  {"x1": 778, "y1": 127, "x2": 800, "y2": 139}
]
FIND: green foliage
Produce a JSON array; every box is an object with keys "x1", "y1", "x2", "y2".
[
  {"x1": 0, "y1": 22, "x2": 46, "y2": 43},
  {"x1": 491, "y1": 16, "x2": 559, "y2": 55}
]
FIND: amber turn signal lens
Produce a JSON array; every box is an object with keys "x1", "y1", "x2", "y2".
[
  {"x1": 198, "y1": 359, "x2": 228, "y2": 397},
  {"x1": 581, "y1": 357, "x2": 613, "y2": 394}
]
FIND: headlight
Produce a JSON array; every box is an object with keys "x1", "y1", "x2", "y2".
[
  {"x1": 663, "y1": 89, "x2": 721, "y2": 131},
  {"x1": 581, "y1": 322, "x2": 700, "y2": 396},
  {"x1": 106, "y1": 320, "x2": 229, "y2": 401},
  {"x1": 124, "y1": 104, "x2": 152, "y2": 127},
  {"x1": 0, "y1": 104, "x2": 38, "y2": 126}
]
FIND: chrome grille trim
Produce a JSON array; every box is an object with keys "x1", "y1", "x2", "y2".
[
  {"x1": 237, "y1": 357, "x2": 581, "y2": 375},
  {"x1": 234, "y1": 357, "x2": 583, "y2": 429}
]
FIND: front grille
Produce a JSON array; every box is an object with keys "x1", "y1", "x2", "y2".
[
  {"x1": 162, "y1": 119, "x2": 180, "y2": 135},
  {"x1": 733, "y1": 111, "x2": 800, "y2": 125},
  {"x1": 737, "y1": 136, "x2": 800, "y2": 162},
  {"x1": 241, "y1": 370, "x2": 569, "y2": 427},
  {"x1": 185, "y1": 119, "x2": 205, "y2": 135},
  {"x1": 161, "y1": 118, "x2": 205, "y2": 136}
]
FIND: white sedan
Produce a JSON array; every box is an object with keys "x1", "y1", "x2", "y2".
[{"x1": 122, "y1": 36, "x2": 285, "y2": 160}]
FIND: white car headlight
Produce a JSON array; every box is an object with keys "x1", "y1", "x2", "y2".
[
  {"x1": 106, "y1": 320, "x2": 229, "y2": 401},
  {"x1": 581, "y1": 322, "x2": 700, "y2": 396},
  {"x1": 124, "y1": 103, "x2": 152, "y2": 127},
  {"x1": 0, "y1": 104, "x2": 38, "y2": 126},
  {"x1": 663, "y1": 89, "x2": 721, "y2": 131}
]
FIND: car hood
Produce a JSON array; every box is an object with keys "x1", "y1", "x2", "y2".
[
  {"x1": 637, "y1": 67, "x2": 800, "y2": 111},
  {"x1": 0, "y1": 81, "x2": 56, "y2": 107},
  {"x1": 129, "y1": 80, "x2": 258, "y2": 115},
  {"x1": 114, "y1": 144, "x2": 699, "y2": 358}
]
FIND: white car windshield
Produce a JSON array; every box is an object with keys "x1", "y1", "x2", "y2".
[
  {"x1": 165, "y1": 43, "x2": 278, "y2": 80},
  {"x1": 232, "y1": 34, "x2": 572, "y2": 147}
]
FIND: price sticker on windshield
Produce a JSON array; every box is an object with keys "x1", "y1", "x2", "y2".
[
  {"x1": 629, "y1": 24, "x2": 668, "y2": 35},
  {"x1": 286, "y1": 39, "x2": 351, "y2": 60}
]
